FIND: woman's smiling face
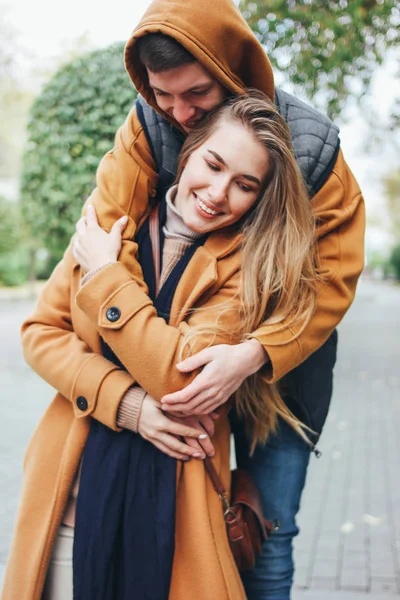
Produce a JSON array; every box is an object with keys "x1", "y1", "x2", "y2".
[{"x1": 174, "y1": 119, "x2": 270, "y2": 234}]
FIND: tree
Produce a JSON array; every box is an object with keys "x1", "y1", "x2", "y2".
[
  {"x1": 383, "y1": 167, "x2": 400, "y2": 237},
  {"x1": 389, "y1": 244, "x2": 400, "y2": 280},
  {"x1": 0, "y1": 10, "x2": 35, "y2": 179},
  {"x1": 0, "y1": 195, "x2": 30, "y2": 285},
  {"x1": 240, "y1": 0, "x2": 400, "y2": 118},
  {"x1": 20, "y1": 42, "x2": 137, "y2": 268}
]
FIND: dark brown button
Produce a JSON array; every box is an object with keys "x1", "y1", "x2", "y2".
[
  {"x1": 106, "y1": 306, "x2": 121, "y2": 322},
  {"x1": 76, "y1": 396, "x2": 88, "y2": 411}
]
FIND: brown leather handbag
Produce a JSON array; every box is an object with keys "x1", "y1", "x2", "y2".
[{"x1": 204, "y1": 457, "x2": 279, "y2": 572}]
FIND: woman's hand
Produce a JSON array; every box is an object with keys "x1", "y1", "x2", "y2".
[
  {"x1": 138, "y1": 395, "x2": 214, "y2": 461},
  {"x1": 161, "y1": 340, "x2": 269, "y2": 415},
  {"x1": 73, "y1": 204, "x2": 128, "y2": 273},
  {"x1": 167, "y1": 412, "x2": 217, "y2": 458}
]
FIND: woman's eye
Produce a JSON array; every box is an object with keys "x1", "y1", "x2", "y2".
[
  {"x1": 206, "y1": 161, "x2": 220, "y2": 171},
  {"x1": 238, "y1": 182, "x2": 252, "y2": 192}
]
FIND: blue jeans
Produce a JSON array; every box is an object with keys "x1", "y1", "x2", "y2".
[{"x1": 233, "y1": 419, "x2": 311, "y2": 600}]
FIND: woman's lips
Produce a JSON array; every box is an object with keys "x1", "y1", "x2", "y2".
[{"x1": 193, "y1": 193, "x2": 222, "y2": 220}]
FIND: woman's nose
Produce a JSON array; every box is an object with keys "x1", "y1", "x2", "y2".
[{"x1": 208, "y1": 179, "x2": 229, "y2": 204}]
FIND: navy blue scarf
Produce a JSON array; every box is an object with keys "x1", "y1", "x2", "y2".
[{"x1": 73, "y1": 200, "x2": 206, "y2": 600}]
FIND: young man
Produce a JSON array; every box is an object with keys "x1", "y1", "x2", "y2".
[{"x1": 90, "y1": 0, "x2": 365, "y2": 597}]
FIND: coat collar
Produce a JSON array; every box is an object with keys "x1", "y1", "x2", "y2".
[
  {"x1": 204, "y1": 226, "x2": 242, "y2": 259},
  {"x1": 169, "y1": 229, "x2": 241, "y2": 325}
]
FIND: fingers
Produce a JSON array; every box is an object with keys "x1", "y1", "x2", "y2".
[
  {"x1": 183, "y1": 436, "x2": 206, "y2": 457},
  {"x1": 189, "y1": 398, "x2": 223, "y2": 416},
  {"x1": 157, "y1": 432, "x2": 204, "y2": 458},
  {"x1": 161, "y1": 376, "x2": 207, "y2": 406},
  {"x1": 194, "y1": 432, "x2": 215, "y2": 457},
  {"x1": 85, "y1": 204, "x2": 98, "y2": 227},
  {"x1": 160, "y1": 416, "x2": 207, "y2": 441},
  {"x1": 113, "y1": 215, "x2": 128, "y2": 233},
  {"x1": 151, "y1": 438, "x2": 191, "y2": 461},
  {"x1": 162, "y1": 387, "x2": 213, "y2": 413},
  {"x1": 176, "y1": 348, "x2": 213, "y2": 372},
  {"x1": 75, "y1": 217, "x2": 86, "y2": 235},
  {"x1": 163, "y1": 397, "x2": 222, "y2": 415},
  {"x1": 72, "y1": 241, "x2": 80, "y2": 263},
  {"x1": 198, "y1": 414, "x2": 215, "y2": 438}
]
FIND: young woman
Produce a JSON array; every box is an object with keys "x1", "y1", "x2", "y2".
[{"x1": 2, "y1": 92, "x2": 317, "y2": 600}]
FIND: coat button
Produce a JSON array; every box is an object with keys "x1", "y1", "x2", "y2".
[
  {"x1": 106, "y1": 306, "x2": 121, "y2": 322},
  {"x1": 76, "y1": 396, "x2": 88, "y2": 411}
]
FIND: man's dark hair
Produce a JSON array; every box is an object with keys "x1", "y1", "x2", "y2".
[{"x1": 137, "y1": 33, "x2": 196, "y2": 73}]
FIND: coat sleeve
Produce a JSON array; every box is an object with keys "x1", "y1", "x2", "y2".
[
  {"x1": 83, "y1": 103, "x2": 159, "y2": 288},
  {"x1": 21, "y1": 106, "x2": 161, "y2": 431},
  {"x1": 249, "y1": 149, "x2": 365, "y2": 382},
  {"x1": 21, "y1": 249, "x2": 136, "y2": 432},
  {"x1": 75, "y1": 261, "x2": 241, "y2": 401}
]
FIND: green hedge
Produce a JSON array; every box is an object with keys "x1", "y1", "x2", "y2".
[
  {"x1": 20, "y1": 42, "x2": 137, "y2": 269},
  {"x1": 390, "y1": 244, "x2": 400, "y2": 281}
]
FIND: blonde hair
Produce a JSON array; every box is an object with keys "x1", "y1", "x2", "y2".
[{"x1": 177, "y1": 90, "x2": 318, "y2": 450}]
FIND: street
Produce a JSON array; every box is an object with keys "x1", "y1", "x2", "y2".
[{"x1": 1, "y1": 278, "x2": 399, "y2": 597}]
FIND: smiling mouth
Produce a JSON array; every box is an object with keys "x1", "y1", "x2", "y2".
[
  {"x1": 183, "y1": 119, "x2": 201, "y2": 129},
  {"x1": 194, "y1": 193, "x2": 222, "y2": 217}
]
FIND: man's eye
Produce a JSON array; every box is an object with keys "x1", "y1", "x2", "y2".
[
  {"x1": 206, "y1": 161, "x2": 220, "y2": 171},
  {"x1": 154, "y1": 91, "x2": 167, "y2": 97},
  {"x1": 191, "y1": 89, "x2": 209, "y2": 96}
]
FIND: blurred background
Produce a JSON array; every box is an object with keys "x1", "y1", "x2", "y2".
[{"x1": 0, "y1": 0, "x2": 399, "y2": 597}]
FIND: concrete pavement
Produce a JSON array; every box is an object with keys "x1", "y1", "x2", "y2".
[
  {"x1": 294, "y1": 279, "x2": 400, "y2": 598},
  {"x1": 1, "y1": 277, "x2": 399, "y2": 598}
]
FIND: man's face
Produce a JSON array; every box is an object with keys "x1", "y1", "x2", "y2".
[{"x1": 147, "y1": 61, "x2": 226, "y2": 132}]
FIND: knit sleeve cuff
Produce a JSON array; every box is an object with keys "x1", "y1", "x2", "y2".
[
  {"x1": 80, "y1": 262, "x2": 116, "y2": 287},
  {"x1": 116, "y1": 385, "x2": 147, "y2": 433}
]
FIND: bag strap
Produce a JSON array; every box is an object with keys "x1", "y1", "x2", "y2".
[
  {"x1": 204, "y1": 457, "x2": 232, "y2": 514},
  {"x1": 149, "y1": 204, "x2": 161, "y2": 295}
]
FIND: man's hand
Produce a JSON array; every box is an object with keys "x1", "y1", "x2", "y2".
[
  {"x1": 161, "y1": 339, "x2": 269, "y2": 415},
  {"x1": 73, "y1": 204, "x2": 128, "y2": 273}
]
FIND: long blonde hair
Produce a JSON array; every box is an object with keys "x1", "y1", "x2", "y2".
[{"x1": 177, "y1": 90, "x2": 318, "y2": 449}]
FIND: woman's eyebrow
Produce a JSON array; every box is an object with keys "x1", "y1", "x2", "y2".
[{"x1": 207, "y1": 149, "x2": 261, "y2": 185}]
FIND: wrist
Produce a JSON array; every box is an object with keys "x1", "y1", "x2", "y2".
[
  {"x1": 81, "y1": 261, "x2": 115, "y2": 286},
  {"x1": 89, "y1": 257, "x2": 116, "y2": 272},
  {"x1": 241, "y1": 339, "x2": 269, "y2": 375}
]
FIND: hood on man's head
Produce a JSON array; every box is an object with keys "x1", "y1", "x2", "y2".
[{"x1": 124, "y1": 0, "x2": 274, "y2": 126}]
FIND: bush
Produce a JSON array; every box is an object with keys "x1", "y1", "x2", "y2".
[
  {"x1": 389, "y1": 244, "x2": 400, "y2": 281},
  {"x1": 0, "y1": 195, "x2": 19, "y2": 255},
  {"x1": 0, "y1": 195, "x2": 30, "y2": 286},
  {"x1": 0, "y1": 248, "x2": 30, "y2": 286},
  {"x1": 20, "y1": 42, "x2": 137, "y2": 266}
]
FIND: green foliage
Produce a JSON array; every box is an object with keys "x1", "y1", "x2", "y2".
[
  {"x1": 383, "y1": 167, "x2": 400, "y2": 237},
  {"x1": 0, "y1": 195, "x2": 30, "y2": 286},
  {"x1": 20, "y1": 42, "x2": 137, "y2": 265},
  {"x1": 389, "y1": 243, "x2": 400, "y2": 280},
  {"x1": 0, "y1": 10, "x2": 35, "y2": 178},
  {"x1": 240, "y1": 0, "x2": 400, "y2": 118},
  {"x1": 0, "y1": 195, "x2": 19, "y2": 254}
]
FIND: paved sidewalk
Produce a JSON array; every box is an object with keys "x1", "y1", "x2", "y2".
[
  {"x1": 293, "y1": 279, "x2": 400, "y2": 598},
  {"x1": 0, "y1": 278, "x2": 399, "y2": 598}
]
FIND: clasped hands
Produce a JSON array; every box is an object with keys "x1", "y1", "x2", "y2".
[{"x1": 73, "y1": 206, "x2": 268, "y2": 460}]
